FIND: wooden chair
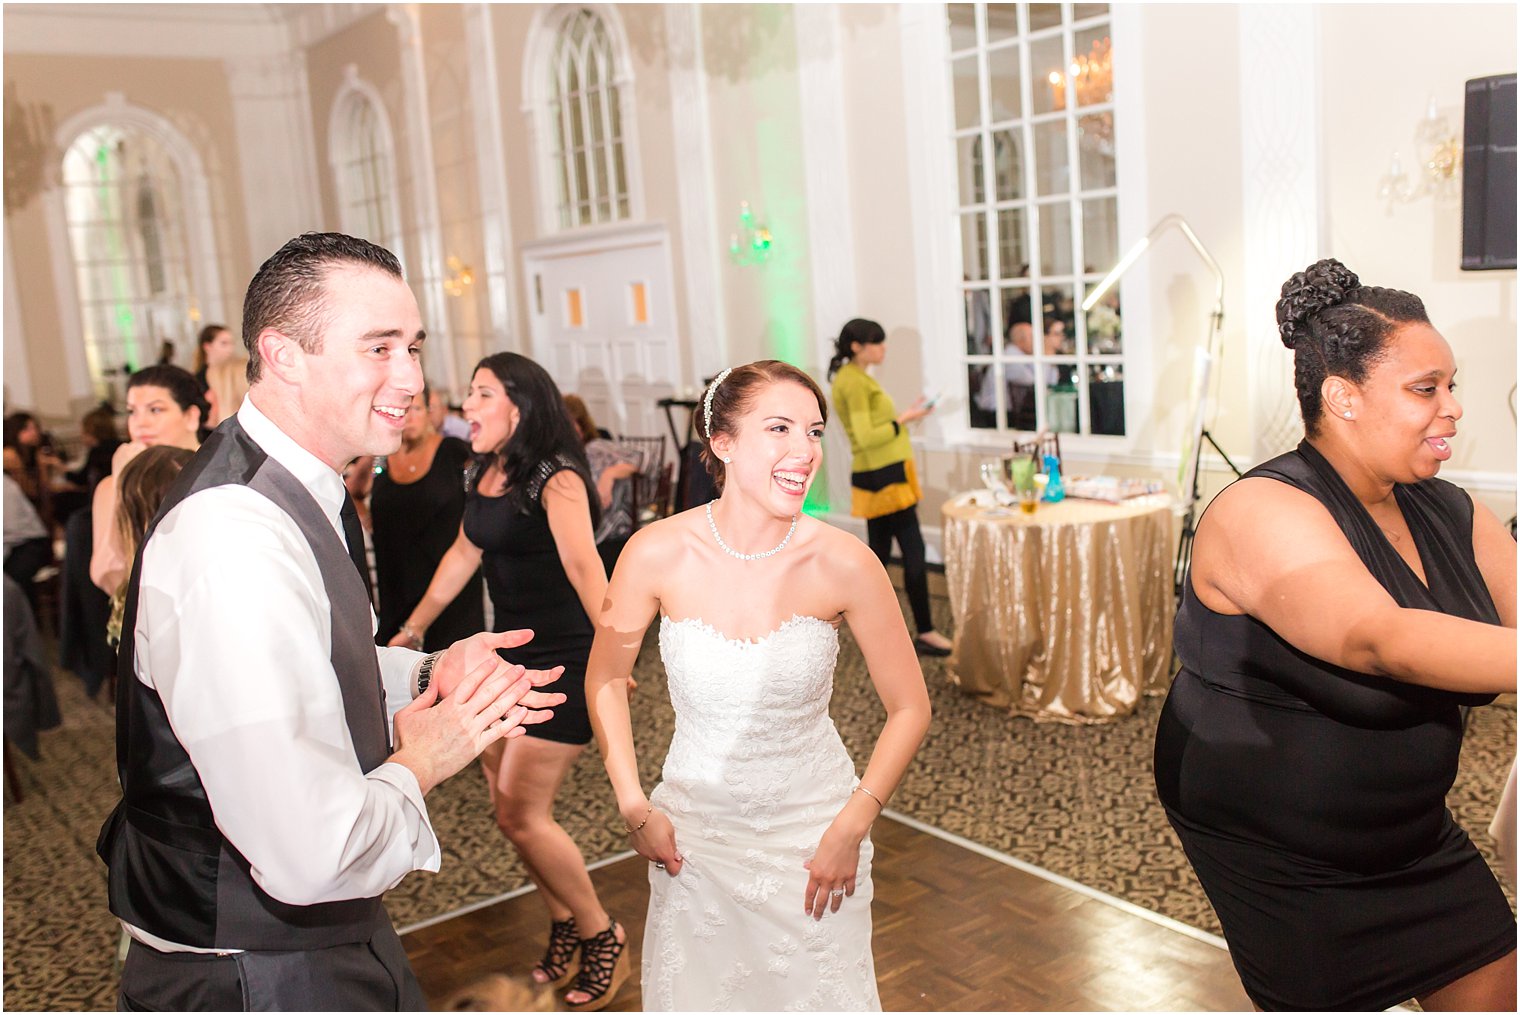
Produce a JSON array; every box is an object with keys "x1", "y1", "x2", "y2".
[
  {"x1": 1013, "y1": 431, "x2": 1062, "y2": 475},
  {"x1": 616, "y1": 435, "x2": 671, "y2": 527}
]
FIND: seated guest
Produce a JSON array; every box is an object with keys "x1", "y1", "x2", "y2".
[
  {"x1": 53, "y1": 404, "x2": 122, "y2": 523},
  {"x1": 3, "y1": 411, "x2": 61, "y2": 524},
  {"x1": 4, "y1": 573, "x2": 60, "y2": 761},
  {"x1": 104, "y1": 445, "x2": 196, "y2": 645},
  {"x1": 563, "y1": 394, "x2": 640, "y2": 575},
  {"x1": 90, "y1": 365, "x2": 204, "y2": 595},
  {"x1": 3, "y1": 474, "x2": 52, "y2": 611},
  {"x1": 64, "y1": 405, "x2": 122, "y2": 494}
]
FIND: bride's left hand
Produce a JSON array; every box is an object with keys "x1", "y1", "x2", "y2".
[{"x1": 802, "y1": 824, "x2": 863, "y2": 920}]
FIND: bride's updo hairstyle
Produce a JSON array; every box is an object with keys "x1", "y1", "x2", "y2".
[
  {"x1": 700, "y1": 360, "x2": 828, "y2": 492},
  {"x1": 1275, "y1": 258, "x2": 1430, "y2": 436}
]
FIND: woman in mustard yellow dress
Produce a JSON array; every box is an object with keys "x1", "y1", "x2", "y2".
[{"x1": 828, "y1": 319, "x2": 952, "y2": 655}]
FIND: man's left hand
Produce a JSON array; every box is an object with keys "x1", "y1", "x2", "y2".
[{"x1": 432, "y1": 629, "x2": 563, "y2": 701}]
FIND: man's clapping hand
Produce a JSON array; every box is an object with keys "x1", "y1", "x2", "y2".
[{"x1": 389, "y1": 643, "x2": 566, "y2": 794}]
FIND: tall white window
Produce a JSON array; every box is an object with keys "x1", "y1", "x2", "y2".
[
  {"x1": 952, "y1": 2, "x2": 1124, "y2": 436},
  {"x1": 546, "y1": 7, "x2": 630, "y2": 229},
  {"x1": 60, "y1": 125, "x2": 195, "y2": 387},
  {"x1": 330, "y1": 84, "x2": 404, "y2": 258}
]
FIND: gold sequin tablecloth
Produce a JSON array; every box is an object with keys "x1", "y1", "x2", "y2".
[{"x1": 940, "y1": 493, "x2": 1175, "y2": 724}]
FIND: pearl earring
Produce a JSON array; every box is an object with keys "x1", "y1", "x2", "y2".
[
  {"x1": 1343, "y1": 411, "x2": 1352, "y2": 419},
  {"x1": 721, "y1": 456, "x2": 732, "y2": 464}
]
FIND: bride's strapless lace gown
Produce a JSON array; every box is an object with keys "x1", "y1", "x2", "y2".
[{"x1": 642, "y1": 614, "x2": 880, "y2": 1012}]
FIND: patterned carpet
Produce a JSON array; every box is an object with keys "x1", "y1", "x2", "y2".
[{"x1": 5, "y1": 576, "x2": 1514, "y2": 1010}]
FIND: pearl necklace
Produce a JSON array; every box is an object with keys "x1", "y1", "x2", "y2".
[{"x1": 706, "y1": 502, "x2": 798, "y2": 561}]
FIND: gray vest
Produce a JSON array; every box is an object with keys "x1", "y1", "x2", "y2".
[{"x1": 97, "y1": 415, "x2": 393, "y2": 950}]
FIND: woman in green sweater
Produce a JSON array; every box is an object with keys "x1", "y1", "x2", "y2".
[{"x1": 828, "y1": 319, "x2": 953, "y2": 656}]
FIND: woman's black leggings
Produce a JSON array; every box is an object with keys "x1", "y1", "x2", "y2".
[{"x1": 865, "y1": 505, "x2": 934, "y2": 636}]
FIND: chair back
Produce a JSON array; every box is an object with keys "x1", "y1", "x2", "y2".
[
  {"x1": 616, "y1": 435, "x2": 671, "y2": 527},
  {"x1": 1013, "y1": 430, "x2": 1062, "y2": 475}
]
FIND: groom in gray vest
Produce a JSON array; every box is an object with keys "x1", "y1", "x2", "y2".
[{"x1": 98, "y1": 232, "x2": 565, "y2": 1011}]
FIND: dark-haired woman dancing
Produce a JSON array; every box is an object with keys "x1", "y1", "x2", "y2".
[
  {"x1": 827, "y1": 318, "x2": 952, "y2": 656},
  {"x1": 392, "y1": 353, "x2": 626, "y2": 1010},
  {"x1": 1154, "y1": 259, "x2": 1516, "y2": 1010}
]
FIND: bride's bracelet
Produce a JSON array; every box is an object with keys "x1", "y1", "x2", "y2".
[
  {"x1": 854, "y1": 785, "x2": 885, "y2": 811},
  {"x1": 624, "y1": 803, "x2": 655, "y2": 835}
]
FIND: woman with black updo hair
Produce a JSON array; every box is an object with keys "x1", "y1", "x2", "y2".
[{"x1": 1153, "y1": 259, "x2": 1515, "y2": 1010}]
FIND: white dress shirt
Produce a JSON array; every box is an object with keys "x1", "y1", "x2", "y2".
[{"x1": 124, "y1": 397, "x2": 439, "y2": 953}]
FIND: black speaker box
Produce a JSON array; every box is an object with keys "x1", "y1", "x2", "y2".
[{"x1": 1461, "y1": 73, "x2": 1517, "y2": 271}]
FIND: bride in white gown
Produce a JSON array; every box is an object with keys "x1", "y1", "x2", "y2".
[{"x1": 586, "y1": 361, "x2": 932, "y2": 1011}]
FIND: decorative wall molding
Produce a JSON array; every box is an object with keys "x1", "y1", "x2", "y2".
[
  {"x1": 3, "y1": 218, "x2": 34, "y2": 409},
  {"x1": 794, "y1": 3, "x2": 858, "y2": 514},
  {"x1": 228, "y1": 50, "x2": 324, "y2": 263},
  {"x1": 664, "y1": 3, "x2": 726, "y2": 385},
  {"x1": 794, "y1": 4, "x2": 858, "y2": 373},
  {"x1": 281, "y1": 4, "x2": 385, "y2": 52},
  {"x1": 387, "y1": 3, "x2": 457, "y2": 395},
  {"x1": 897, "y1": 4, "x2": 960, "y2": 447},
  {"x1": 462, "y1": 2, "x2": 519, "y2": 352},
  {"x1": 1238, "y1": 6, "x2": 1322, "y2": 461},
  {"x1": 3, "y1": 3, "x2": 288, "y2": 58}
]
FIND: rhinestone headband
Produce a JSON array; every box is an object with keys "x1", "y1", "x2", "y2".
[{"x1": 702, "y1": 367, "x2": 734, "y2": 438}]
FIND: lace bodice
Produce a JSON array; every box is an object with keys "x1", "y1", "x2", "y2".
[{"x1": 644, "y1": 614, "x2": 880, "y2": 1011}]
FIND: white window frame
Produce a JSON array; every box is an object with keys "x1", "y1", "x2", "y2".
[
  {"x1": 521, "y1": 4, "x2": 645, "y2": 235},
  {"x1": 47, "y1": 93, "x2": 224, "y2": 404},
  {"x1": 903, "y1": 2, "x2": 1152, "y2": 460},
  {"x1": 327, "y1": 67, "x2": 406, "y2": 265}
]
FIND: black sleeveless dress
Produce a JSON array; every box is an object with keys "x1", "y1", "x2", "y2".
[
  {"x1": 371, "y1": 437, "x2": 484, "y2": 652},
  {"x1": 463, "y1": 457, "x2": 594, "y2": 746},
  {"x1": 1154, "y1": 441, "x2": 1514, "y2": 1010}
]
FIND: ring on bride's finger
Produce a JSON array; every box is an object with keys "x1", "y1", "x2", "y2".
[
  {"x1": 829, "y1": 889, "x2": 844, "y2": 898},
  {"x1": 654, "y1": 862, "x2": 666, "y2": 869}
]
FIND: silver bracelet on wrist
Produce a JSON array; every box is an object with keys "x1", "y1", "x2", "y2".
[{"x1": 854, "y1": 784, "x2": 885, "y2": 811}]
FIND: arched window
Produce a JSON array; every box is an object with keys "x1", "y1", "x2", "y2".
[
  {"x1": 60, "y1": 125, "x2": 195, "y2": 386},
  {"x1": 537, "y1": 6, "x2": 633, "y2": 230},
  {"x1": 329, "y1": 78, "x2": 404, "y2": 259}
]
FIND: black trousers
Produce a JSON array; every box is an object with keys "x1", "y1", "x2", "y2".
[
  {"x1": 4, "y1": 537, "x2": 51, "y2": 614},
  {"x1": 118, "y1": 921, "x2": 426, "y2": 1012},
  {"x1": 865, "y1": 506, "x2": 935, "y2": 636}
]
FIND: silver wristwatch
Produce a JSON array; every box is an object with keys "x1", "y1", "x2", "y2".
[{"x1": 416, "y1": 650, "x2": 445, "y2": 697}]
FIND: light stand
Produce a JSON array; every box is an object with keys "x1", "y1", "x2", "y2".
[{"x1": 1081, "y1": 214, "x2": 1242, "y2": 602}]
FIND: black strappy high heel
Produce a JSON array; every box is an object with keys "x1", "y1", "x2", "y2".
[
  {"x1": 563, "y1": 918, "x2": 629, "y2": 1012},
  {"x1": 532, "y1": 917, "x2": 579, "y2": 987}
]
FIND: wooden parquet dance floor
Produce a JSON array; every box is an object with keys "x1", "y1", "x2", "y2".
[{"x1": 403, "y1": 814, "x2": 1252, "y2": 1011}]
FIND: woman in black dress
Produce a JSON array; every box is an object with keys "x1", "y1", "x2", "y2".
[
  {"x1": 1154, "y1": 259, "x2": 1515, "y2": 1010},
  {"x1": 371, "y1": 385, "x2": 483, "y2": 651},
  {"x1": 393, "y1": 353, "x2": 626, "y2": 1011}
]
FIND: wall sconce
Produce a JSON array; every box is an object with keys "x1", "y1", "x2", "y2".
[
  {"x1": 442, "y1": 255, "x2": 473, "y2": 297},
  {"x1": 4, "y1": 81, "x2": 56, "y2": 217},
  {"x1": 1377, "y1": 96, "x2": 1462, "y2": 209},
  {"x1": 728, "y1": 200, "x2": 773, "y2": 266}
]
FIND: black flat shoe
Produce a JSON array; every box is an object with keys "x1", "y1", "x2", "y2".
[{"x1": 914, "y1": 636, "x2": 952, "y2": 657}]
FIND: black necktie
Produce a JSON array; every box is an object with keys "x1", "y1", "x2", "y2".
[{"x1": 339, "y1": 491, "x2": 374, "y2": 605}]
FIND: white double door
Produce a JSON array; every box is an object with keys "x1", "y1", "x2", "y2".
[{"x1": 523, "y1": 224, "x2": 681, "y2": 439}]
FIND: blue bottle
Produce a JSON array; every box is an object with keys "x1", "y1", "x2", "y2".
[{"x1": 1042, "y1": 454, "x2": 1065, "y2": 502}]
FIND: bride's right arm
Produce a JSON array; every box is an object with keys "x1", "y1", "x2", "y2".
[{"x1": 585, "y1": 526, "x2": 664, "y2": 827}]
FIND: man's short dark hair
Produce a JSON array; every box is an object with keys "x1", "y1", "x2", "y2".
[{"x1": 241, "y1": 233, "x2": 404, "y2": 385}]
